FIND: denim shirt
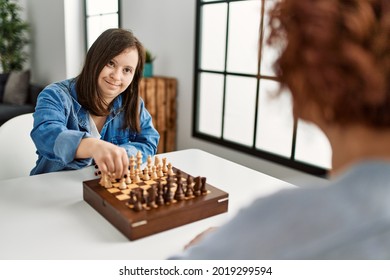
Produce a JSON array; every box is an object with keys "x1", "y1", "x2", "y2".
[{"x1": 30, "y1": 78, "x2": 159, "y2": 175}]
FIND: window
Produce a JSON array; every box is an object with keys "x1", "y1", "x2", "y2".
[
  {"x1": 193, "y1": 0, "x2": 332, "y2": 176},
  {"x1": 84, "y1": 0, "x2": 120, "y2": 50}
]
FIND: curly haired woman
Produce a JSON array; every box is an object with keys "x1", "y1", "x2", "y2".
[{"x1": 171, "y1": 0, "x2": 390, "y2": 259}]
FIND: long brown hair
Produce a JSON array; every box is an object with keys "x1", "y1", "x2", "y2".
[
  {"x1": 268, "y1": 0, "x2": 390, "y2": 127},
  {"x1": 76, "y1": 28, "x2": 145, "y2": 132}
]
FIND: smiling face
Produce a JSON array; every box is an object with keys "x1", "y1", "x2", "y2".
[{"x1": 97, "y1": 47, "x2": 139, "y2": 105}]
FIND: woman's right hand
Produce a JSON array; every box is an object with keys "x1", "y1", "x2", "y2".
[{"x1": 76, "y1": 138, "x2": 129, "y2": 179}]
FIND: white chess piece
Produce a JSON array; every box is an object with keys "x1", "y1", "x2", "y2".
[
  {"x1": 151, "y1": 165, "x2": 158, "y2": 180},
  {"x1": 143, "y1": 167, "x2": 150, "y2": 181},
  {"x1": 119, "y1": 178, "x2": 127, "y2": 190}
]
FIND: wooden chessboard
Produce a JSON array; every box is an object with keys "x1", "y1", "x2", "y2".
[{"x1": 83, "y1": 167, "x2": 229, "y2": 240}]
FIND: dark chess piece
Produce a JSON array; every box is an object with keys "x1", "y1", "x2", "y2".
[
  {"x1": 174, "y1": 182, "x2": 185, "y2": 201},
  {"x1": 156, "y1": 182, "x2": 165, "y2": 206},
  {"x1": 147, "y1": 185, "x2": 157, "y2": 208},
  {"x1": 133, "y1": 200, "x2": 143, "y2": 212},
  {"x1": 133, "y1": 190, "x2": 143, "y2": 212},
  {"x1": 194, "y1": 176, "x2": 201, "y2": 197},
  {"x1": 128, "y1": 190, "x2": 136, "y2": 205},
  {"x1": 201, "y1": 177, "x2": 207, "y2": 195},
  {"x1": 176, "y1": 169, "x2": 182, "y2": 183},
  {"x1": 164, "y1": 178, "x2": 174, "y2": 204},
  {"x1": 185, "y1": 176, "x2": 194, "y2": 197}
]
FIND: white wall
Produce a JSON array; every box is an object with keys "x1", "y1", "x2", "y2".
[
  {"x1": 64, "y1": 0, "x2": 85, "y2": 78},
  {"x1": 22, "y1": 0, "x2": 322, "y2": 186},
  {"x1": 25, "y1": 0, "x2": 84, "y2": 84},
  {"x1": 26, "y1": 0, "x2": 66, "y2": 84}
]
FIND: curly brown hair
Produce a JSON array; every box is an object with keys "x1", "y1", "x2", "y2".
[{"x1": 268, "y1": 0, "x2": 390, "y2": 127}]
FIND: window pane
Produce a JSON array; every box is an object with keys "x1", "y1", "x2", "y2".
[
  {"x1": 260, "y1": 0, "x2": 279, "y2": 76},
  {"x1": 223, "y1": 76, "x2": 257, "y2": 146},
  {"x1": 256, "y1": 79, "x2": 294, "y2": 157},
  {"x1": 87, "y1": 14, "x2": 118, "y2": 49},
  {"x1": 200, "y1": 3, "x2": 228, "y2": 71},
  {"x1": 86, "y1": 0, "x2": 118, "y2": 16},
  {"x1": 226, "y1": 0, "x2": 261, "y2": 74},
  {"x1": 198, "y1": 73, "x2": 225, "y2": 137},
  {"x1": 295, "y1": 120, "x2": 332, "y2": 169}
]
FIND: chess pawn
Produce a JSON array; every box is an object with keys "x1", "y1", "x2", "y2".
[
  {"x1": 201, "y1": 177, "x2": 207, "y2": 195},
  {"x1": 185, "y1": 176, "x2": 194, "y2": 197},
  {"x1": 143, "y1": 167, "x2": 150, "y2": 181},
  {"x1": 176, "y1": 169, "x2": 182, "y2": 182},
  {"x1": 119, "y1": 178, "x2": 127, "y2": 190},
  {"x1": 151, "y1": 165, "x2": 158, "y2": 180},
  {"x1": 154, "y1": 156, "x2": 160, "y2": 167},
  {"x1": 162, "y1": 158, "x2": 168, "y2": 173},
  {"x1": 124, "y1": 173, "x2": 132, "y2": 184},
  {"x1": 146, "y1": 185, "x2": 157, "y2": 208},
  {"x1": 174, "y1": 182, "x2": 185, "y2": 201},
  {"x1": 128, "y1": 190, "x2": 136, "y2": 206},
  {"x1": 133, "y1": 199, "x2": 143, "y2": 212},
  {"x1": 164, "y1": 179, "x2": 174, "y2": 204},
  {"x1": 157, "y1": 164, "x2": 164, "y2": 178},
  {"x1": 104, "y1": 174, "x2": 113, "y2": 189},
  {"x1": 194, "y1": 176, "x2": 201, "y2": 196},
  {"x1": 156, "y1": 182, "x2": 165, "y2": 206},
  {"x1": 134, "y1": 169, "x2": 141, "y2": 183},
  {"x1": 167, "y1": 163, "x2": 174, "y2": 176}
]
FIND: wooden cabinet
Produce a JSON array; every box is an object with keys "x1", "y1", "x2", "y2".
[{"x1": 139, "y1": 77, "x2": 177, "y2": 153}]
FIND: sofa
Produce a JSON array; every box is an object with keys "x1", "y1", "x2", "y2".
[{"x1": 0, "y1": 71, "x2": 44, "y2": 126}]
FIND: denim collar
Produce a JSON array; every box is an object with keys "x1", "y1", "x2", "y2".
[{"x1": 67, "y1": 79, "x2": 124, "y2": 134}]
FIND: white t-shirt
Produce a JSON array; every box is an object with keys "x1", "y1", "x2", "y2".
[{"x1": 89, "y1": 113, "x2": 101, "y2": 139}]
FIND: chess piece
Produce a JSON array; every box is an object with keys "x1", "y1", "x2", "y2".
[
  {"x1": 151, "y1": 165, "x2": 158, "y2": 180},
  {"x1": 99, "y1": 172, "x2": 106, "y2": 186},
  {"x1": 143, "y1": 167, "x2": 150, "y2": 181},
  {"x1": 104, "y1": 174, "x2": 113, "y2": 189},
  {"x1": 119, "y1": 178, "x2": 127, "y2": 190},
  {"x1": 110, "y1": 173, "x2": 117, "y2": 184},
  {"x1": 134, "y1": 169, "x2": 141, "y2": 183},
  {"x1": 167, "y1": 163, "x2": 174, "y2": 176},
  {"x1": 185, "y1": 176, "x2": 194, "y2": 197},
  {"x1": 146, "y1": 185, "x2": 157, "y2": 208},
  {"x1": 157, "y1": 164, "x2": 164, "y2": 178},
  {"x1": 162, "y1": 158, "x2": 168, "y2": 173},
  {"x1": 154, "y1": 156, "x2": 160, "y2": 167},
  {"x1": 176, "y1": 169, "x2": 182, "y2": 182},
  {"x1": 174, "y1": 182, "x2": 185, "y2": 201},
  {"x1": 136, "y1": 151, "x2": 143, "y2": 170},
  {"x1": 194, "y1": 176, "x2": 201, "y2": 196},
  {"x1": 147, "y1": 155, "x2": 153, "y2": 172},
  {"x1": 128, "y1": 190, "x2": 137, "y2": 206},
  {"x1": 164, "y1": 177, "x2": 174, "y2": 204},
  {"x1": 129, "y1": 155, "x2": 136, "y2": 180},
  {"x1": 133, "y1": 188, "x2": 144, "y2": 212},
  {"x1": 201, "y1": 177, "x2": 207, "y2": 195},
  {"x1": 124, "y1": 173, "x2": 132, "y2": 184},
  {"x1": 133, "y1": 199, "x2": 143, "y2": 212},
  {"x1": 156, "y1": 182, "x2": 165, "y2": 206}
]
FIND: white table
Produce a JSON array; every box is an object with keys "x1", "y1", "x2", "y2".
[{"x1": 0, "y1": 149, "x2": 294, "y2": 259}]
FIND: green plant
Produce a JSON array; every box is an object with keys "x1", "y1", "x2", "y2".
[
  {"x1": 145, "y1": 49, "x2": 155, "y2": 63},
  {"x1": 0, "y1": 0, "x2": 29, "y2": 72}
]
